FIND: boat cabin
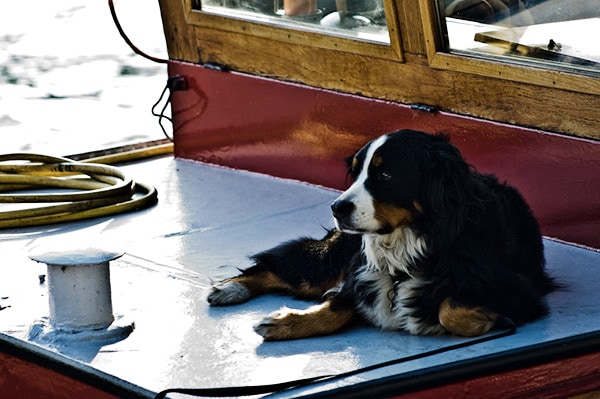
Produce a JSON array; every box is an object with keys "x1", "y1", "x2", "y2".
[{"x1": 160, "y1": 0, "x2": 600, "y2": 249}]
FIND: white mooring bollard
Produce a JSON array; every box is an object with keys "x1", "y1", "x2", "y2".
[{"x1": 28, "y1": 246, "x2": 133, "y2": 344}]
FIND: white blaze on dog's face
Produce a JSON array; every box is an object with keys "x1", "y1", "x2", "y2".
[
  {"x1": 331, "y1": 133, "x2": 423, "y2": 235},
  {"x1": 332, "y1": 135, "x2": 387, "y2": 233}
]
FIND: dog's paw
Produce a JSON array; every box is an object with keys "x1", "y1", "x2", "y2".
[
  {"x1": 207, "y1": 280, "x2": 251, "y2": 306},
  {"x1": 254, "y1": 307, "x2": 303, "y2": 341},
  {"x1": 438, "y1": 297, "x2": 498, "y2": 337}
]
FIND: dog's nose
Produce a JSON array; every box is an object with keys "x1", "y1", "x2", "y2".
[{"x1": 331, "y1": 199, "x2": 355, "y2": 218}]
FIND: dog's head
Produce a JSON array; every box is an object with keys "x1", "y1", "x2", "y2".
[{"x1": 331, "y1": 130, "x2": 470, "y2": 235}]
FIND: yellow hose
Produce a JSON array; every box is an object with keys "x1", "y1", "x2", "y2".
[{"x1": 0, "y1": 142, "x2": 173, "y2": 229}]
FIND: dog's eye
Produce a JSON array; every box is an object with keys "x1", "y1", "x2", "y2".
[{"x1": 379, "y1": 171, "x2": 392, "y2": 181}]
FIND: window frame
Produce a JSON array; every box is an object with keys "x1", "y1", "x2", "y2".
[
  {"x1": 418, "y1": 0, "x2": 600, "y2": 96},
  {"x1": 185, "y1": 0, "x2": 405, "y2": 60},
  {"x1": 160, "y1": 0, "x2": 600, "y2": 139}
]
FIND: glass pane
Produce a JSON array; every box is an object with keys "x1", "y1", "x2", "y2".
[
  {"x1": 196, "y1": 0, "x2": 389, "y2": 44},
  {"x1": 441, "y1": 0, "x2": 600, "y2": 73}
]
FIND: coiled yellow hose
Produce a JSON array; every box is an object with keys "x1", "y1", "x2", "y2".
[{"x1": 0, "y1": 142, "x2": 173, "y2": 229}]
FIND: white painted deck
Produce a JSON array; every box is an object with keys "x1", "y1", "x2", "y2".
[{"x1": 1, "y1": 156, "x2": 599, "y2": 397}]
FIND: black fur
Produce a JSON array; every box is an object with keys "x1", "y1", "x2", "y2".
[
  {"x1": 212, "y1": 129, "x2": 556, "y2": 336},
  {"x1": 247, "y1": 229, "x2": 362, "y2": 298}
]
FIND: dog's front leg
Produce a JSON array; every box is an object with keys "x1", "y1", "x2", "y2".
[
  {"x1": 254, "y1": 300, "x2": 354, "y2": 341},
  {"x1": 438, "y1": 297, "x2": 499, "y2": 337}
]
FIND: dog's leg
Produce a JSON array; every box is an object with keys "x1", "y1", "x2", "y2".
[
  {"x1": 208, "y1": 230, "x2": 361, "y2": 306},
  {"x1": 208, "y1": 271, "x2": 293, "y2": 306},
  {"x1": 254, "y1": 300, "x2": 354, "y2": 341},
  {"x1": 438, "y1": 297, "x2": 499, "y2": 337}
]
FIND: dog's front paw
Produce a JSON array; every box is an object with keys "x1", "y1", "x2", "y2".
[
  {"x1": 438, "y1": 297, "x2": 498, "y2": 337},
  {"x1": 254, "y1": 307, "x2": 303, "y2": 341},
  {"x1": 207, "y1": 280, "x2": 251, "y2": 306}
]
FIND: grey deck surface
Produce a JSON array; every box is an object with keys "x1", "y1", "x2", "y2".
[{"x1": 1, "y1": 156, "x2": 599, "y2": 397}]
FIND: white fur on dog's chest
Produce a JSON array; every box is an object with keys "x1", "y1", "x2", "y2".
[
  {"x1": 354, "y1": 229, "x2": 445, "y2": 335},
  {"x1": 354, "y1": 268, "x2": 420, "y2": 331}
]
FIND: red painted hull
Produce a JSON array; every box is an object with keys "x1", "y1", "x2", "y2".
[
  {"x1": 0, "y1": 334, "x2": 151, "y2": 398},
  {"x1": 391, "y1": 351, "x2": 600, "y2": 399},
  {"x1": 3, "y1": 344, "x2": 599, "y2": 399},
  {"x1": 0, "y1": 351, "x2": 120, "y2": 399},
  {"x1": 169, "y1": 61, "x2": 600, "y2": 250}
]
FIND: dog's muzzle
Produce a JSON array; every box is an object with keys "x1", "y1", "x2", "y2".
[
  {"x1": 331, "y1": 198, "x2": 357, "y2": 230},
  {"x1": 331, "y1": 199, "x2": 355, "y2": 219}
]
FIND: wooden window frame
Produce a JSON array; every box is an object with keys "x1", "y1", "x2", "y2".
[
  {"x1": 182, "y1": 0, "x2": 600, "y2": 96},
  {"x1": 184, "y1": 0, "x2": 404, "y2": 61},
  {"x1": 418, "y1": 0, "x2": 600, "y2": 96},
  {"x1": 160, "y1": 0, "x2": 600, "y2": 139}
]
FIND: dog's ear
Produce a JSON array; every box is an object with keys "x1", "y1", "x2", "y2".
[{"x1": 421, "y1": 135, "x2": 471, "y2": 242}]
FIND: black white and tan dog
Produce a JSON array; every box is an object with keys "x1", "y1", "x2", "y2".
[{"x1": 208, "y1": 129, "x2": 556, "y2": 340}]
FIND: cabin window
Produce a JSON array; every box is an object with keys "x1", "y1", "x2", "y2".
[
  {"x1": 439, "y1": 0, "x2": 600, "y2": 74},
  {"x1": 192, "y1": 0, "x2": 390, "y2": 44}
]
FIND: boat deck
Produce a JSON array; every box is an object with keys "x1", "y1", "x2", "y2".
[{"x1": 2, "y1": 155, "x2": 600, "y2": 398}]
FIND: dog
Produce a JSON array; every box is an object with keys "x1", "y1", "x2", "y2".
[{"x1": 208, "y1": 129, "x2": 556, "y2": 340}]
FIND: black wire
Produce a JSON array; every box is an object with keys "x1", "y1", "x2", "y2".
[
  {"x1": 108, "y1": 0, "x2": 173, "y2": 140},
  {"x1": 151, "y1": 82, "x2": 174, "y2": 142},
  {"x1": 154, "y1": 323, "x2": 516, "y2": 398},
  {"x1": 108, "y1": 0, "x2": 168, "y2": 64}
]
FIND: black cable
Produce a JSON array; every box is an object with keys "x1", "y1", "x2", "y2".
[
  {"x1": 108, "y1": 0, "x2": 168, "y2": 64},
  {"x1": 154, "y1": 323, "x2": 516, "y2": 398},
  {"x1": 151, "y1": 82, "x2": 174, "y2": 141}
]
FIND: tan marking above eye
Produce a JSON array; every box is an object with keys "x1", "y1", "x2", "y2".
[
  {"x1": 413, "y1": 201, "x2": 423, "y2": 213},
  {"x1": 372, "y1": 155, "x2": 383, "y2": 167},
  {"x1": 352, "y1": 157, "x2": 358, "y2": 170}
]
